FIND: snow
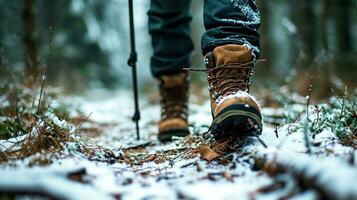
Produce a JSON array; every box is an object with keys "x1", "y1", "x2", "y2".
[
  {"x1": 288, "y1": 190, "x2": 319, "y2": 200},
  {"x1": 257, "y1": 148, "x2": 357, "y2": 200},
  {"x1": 226, "y1": 0, "x2": 261, "y2": 26},
  {"x1": 216, "y1": 90, "x2": 261, "y2": 111},
  {"x1": 45, "y1": 111, "x2": 76, "y2": 133},
  {"x1": 0, "y1": 89, "x2": 356, "y2": 199},
  {"x1": 0, "y1": 133, "x2": 27, "y2": 152},
  {"x1": 177, "y1": 179, "x2": 269, "y2": 200},
  {"x1": 0, "y1": 95, "x2": 9, "y2": 108},
  {"x1": 0, "y1": 161, "x2": 114, "y2": 200}
]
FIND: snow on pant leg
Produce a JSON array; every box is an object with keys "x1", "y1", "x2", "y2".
[
  {"x1": 201, "y1": 0, "x2": 261, "y2": 58},
  {"x1": 148, "y1": 0, "x2": 194, "y2": 78}
]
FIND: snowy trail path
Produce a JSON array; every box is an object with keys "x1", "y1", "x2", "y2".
[
  {"x1": 70, "y1": 90, "x2": 355, "y2": 200},
  {"x1": 1, "y1": 89, "x2": 356, "y2": 200},
  {"x1": 73, "y1": 90, "x2": 284, "y2": 200}
]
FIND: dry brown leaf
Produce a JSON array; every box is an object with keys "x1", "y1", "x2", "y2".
[
  {"x1": 141, "y1": 154, "x2": 157, "y2": 163},
  {"x1": 223, "y1": 171, "x2": 233, "y2": 182},
  {"x1": 199, "y1": 145, "x2": 220, "y2": 162}
]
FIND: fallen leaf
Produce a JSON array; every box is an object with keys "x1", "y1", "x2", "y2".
[
  {"x1": 199, "y1": 145, "x2": 220, "y2": 162},
  {"x1": 223, "y1": 171, "x2": 233, "y2": 182},
  {"x1": 141, "y1": 154, "x2": 157, "y2": 163}
]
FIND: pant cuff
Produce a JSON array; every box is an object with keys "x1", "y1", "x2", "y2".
[{"x1": 202, "y1": 39, "x2": 260, "y2": 58}]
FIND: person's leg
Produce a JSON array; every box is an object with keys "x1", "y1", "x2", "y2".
[
  {"x1": 148, "y1": 0, "x2": 194, "y2": 78},
  {"x1": 148, "y1": 0, "x2": 193, "y2": 141},
  {"x1": 201, "y1": 0, "x2": 260, "y2": 58},
  {"x1": 201, "y1": 0, "x2": 263, "y2": 138}
]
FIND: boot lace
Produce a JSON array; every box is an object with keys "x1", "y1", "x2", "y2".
[{"x1": 184, "y1": 59, "x2": 265, "y2": 103}]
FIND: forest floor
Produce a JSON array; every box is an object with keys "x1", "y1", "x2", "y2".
[{"x1": 0, "y1": 86, "x2": 356, "y2": 200}]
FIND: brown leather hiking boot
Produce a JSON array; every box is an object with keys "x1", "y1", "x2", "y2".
[
  {"x1": 204, "y1": 44, "x2": 263, "y2": 139},
  {"x1": 158, "y1": 72, "x2": 190, "y2": 141}
]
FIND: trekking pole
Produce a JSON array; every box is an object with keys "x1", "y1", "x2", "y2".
[{"x1": 127, "y1": 0, "x2": 140, "y2": 140}]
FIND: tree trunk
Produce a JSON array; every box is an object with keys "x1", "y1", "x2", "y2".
[
  {"x1": 22, "y1": 0, "x2": 39, "y2": 85},
  {"x1": 257, "y1": 0, "x2": 273, "y2": 74},
  {"x1": 313, "y1": 0, "x2": 334, "y2": 99},
  {"x1": 335, "y1": 0, "x2": 352, "y2": 53},
  {"x1": 299, "y1": 0, "x2": 316, "y2": 66},
  {"x1": 289, "y1": 0, "x2": 317, "y2": 98}
]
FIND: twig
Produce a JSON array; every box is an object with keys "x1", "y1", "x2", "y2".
[
  {"x1": 275, "y1": 125, "x2": 279, "y2": 138},
  {"x1": 339, "y1": 86, "x2": 348, "y2": 120},
  {"x1": 256, "y1": 136, "x2": 268, "y2": 148},
  {"x1": 30, "y1": 92, "x2": 37, "y2": 115},
  {"x1": 304, "y1": 75, "x2": 313, "y2": 154},
  {"x1": 306, "y1": 76, "x2": 313, "y2": 117},
  {"x1": 124, "y1": 141, "x2": 152, "y2": 150},
  {"x1": 330, "y1": 87, "x2": 349, "y2": 131},
  {"x1": 14, "y1": 99, "x2": 24, "y2": 135},
  {"x1": 36, "y1": 65, "x2": 47, "y2": 115},
  {"x1": 330, "y1": 88, "x2": 344, "y2": 106},
  {"x1": 77, "y1": 112, "x2": 93, "y2": 131},
  {"x1": 168, "y1": 152, "x2": 183, "y2": 167}
]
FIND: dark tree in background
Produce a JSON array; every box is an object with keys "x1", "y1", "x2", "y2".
[
  {"x1": 1, "y1": 0, "x2": 116, "y2": 91},
  {"x1": 0, "y1": 0, "x2": 356, "y2": 98},
  {"x1": 22, "y1": 0, "x2": 39, "y2": 84},
  {"x1": 257, "y1": 0, "x2": 272, "y2": 75},
  {"x1": 37, "y1": 0, "x2": 116, "y2": 91},
  {"x1": 336, "y1": 0, "x2": 352, "y2": 54},
  {"x1": 257, "y1": 0, "x2": 356, "y2": 99}
]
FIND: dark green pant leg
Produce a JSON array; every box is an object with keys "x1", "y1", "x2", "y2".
[
  {"x1": 201, "y1": 0, "x2": 261, "y2": 57},
  {"x1": 148, "y1": 0, "x2": 193, "y2": 78}
]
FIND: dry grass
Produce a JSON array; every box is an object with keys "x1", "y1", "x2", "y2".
[
  {"x1": 0, "y1": 85, "x2": 73, "y2": 164},
  {"x1": 0, "y1": 83, "x2": 120, "y2": 165},
  {"x1": 0, "y1": 119, "x2": 74, "y2": 164}
]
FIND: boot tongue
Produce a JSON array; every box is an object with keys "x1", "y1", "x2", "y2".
[
  {"x1": 213, "y1": 44, "x2": 253, "y2": 66},
  {"x1": 160, "y1": 73, "x2": 186, "y2": 88}
]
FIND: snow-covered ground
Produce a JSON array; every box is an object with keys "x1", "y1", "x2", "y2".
[{"x1": 0, "y1": 89, "x2": 356, "y2": 200}]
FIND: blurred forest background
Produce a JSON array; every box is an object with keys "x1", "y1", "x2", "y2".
[{"x1": 0, "y1": 0, "x2": 356, "y2": 100}]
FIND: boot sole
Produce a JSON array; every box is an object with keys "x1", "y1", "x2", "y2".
[
  {"x1": 158, "y1": 129, "x2": 190, "y2": 142},
  {"x1": 211, "y1": 104, "x2": 262, "y2": 139}
]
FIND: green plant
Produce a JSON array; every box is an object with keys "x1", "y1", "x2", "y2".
[{"x1": 288, "y1": 92, "x2": 356, "y2": 148}]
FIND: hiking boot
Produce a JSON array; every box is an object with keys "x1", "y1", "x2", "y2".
[
  {"x1": 158, "y1": 72, "x2": 190, "y2": 141},
  {"x1": 204, "y1": 44, "x2": 263, "y2": 139}
]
